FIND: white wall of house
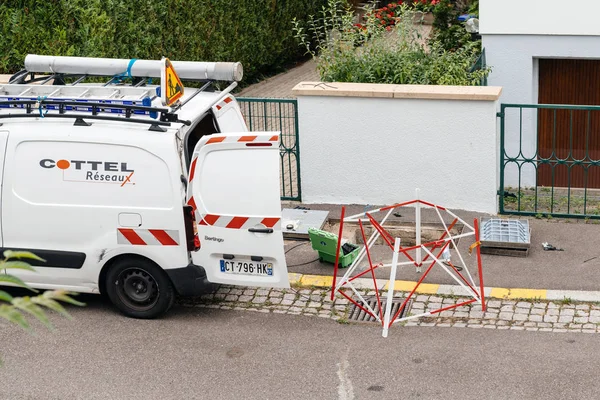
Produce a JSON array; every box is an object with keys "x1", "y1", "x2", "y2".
[
  {"x1": 292, "y1": 82, "x2": 502, "y2": 214},
  {"x1": 480, "y1": 0, "x2": 600, "y2": 36},
  {"x1": 480, "y1": 0, "x2": 600, "y2": 187}
]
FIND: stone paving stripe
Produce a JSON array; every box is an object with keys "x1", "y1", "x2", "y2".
[
  {"x1": 545, "y1": 290, "x2": 600, "y2": 303},
  {"x1": 300, "y1": 275, "x2": 333, "y2": 287},
  {"x1": 383, "y1": 280, "x2": 439, "y2": 294},
  {"x1": 288, "y1": 273, "x2": 303, "y2": 285},
  {"x1": 508, "y1": 288, "x2": 547, "y2": 299},
  {"x1": 489, "y1": 288, "x2": 510, "y2": 298},
  {"x1": 288, "y1": 273, "x2": 600, "y2": 303}
]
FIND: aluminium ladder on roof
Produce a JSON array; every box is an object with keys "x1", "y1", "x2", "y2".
[
  {"x1": 0, "y1": 84, "x2": 155, "y2": 101},
  {"x1": 0, "y1": 84, "x2": 159, "y2": 120},
  {"x1": 0, "y1": 55, "x2": 241, "y2": 130}
]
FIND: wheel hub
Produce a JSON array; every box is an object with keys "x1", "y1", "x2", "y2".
[{"x1": 116, "y1": 268, "x2": 160, "y2": 311}]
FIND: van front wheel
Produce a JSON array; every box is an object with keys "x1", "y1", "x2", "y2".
[{"x1": 105, "y1": 258, "x2": 174, "y2": 319}]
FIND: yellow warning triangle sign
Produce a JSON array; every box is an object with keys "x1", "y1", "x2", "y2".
[{"x1": 160, "y1": 57, "x2": 184, "y2": 106}]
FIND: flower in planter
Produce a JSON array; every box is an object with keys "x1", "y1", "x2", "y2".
[{"x1": 411, "y1": 0, "x2": 437, "y2": 13}]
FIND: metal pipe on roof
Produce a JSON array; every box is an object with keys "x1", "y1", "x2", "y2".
[{"x1": 24, "y1": 55, "x2": 243, "y2": 82}]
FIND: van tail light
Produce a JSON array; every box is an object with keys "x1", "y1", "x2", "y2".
[{"x1": 183, "y1": 205, "x2": 201, "y2": 251}]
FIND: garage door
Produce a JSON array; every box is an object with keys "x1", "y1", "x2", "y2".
[{"x1": 538, "y1": 58, "x2": 600, "y2": 188}]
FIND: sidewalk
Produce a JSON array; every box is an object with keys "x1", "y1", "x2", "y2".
[
  {"x1": 238, "y1": 59, "x2": 319, "y2": 98},
  {"x1": 282, "y1": 202, "x2": 600, "y2": 298},
  {"x1": 180, "y1": 285, "x2": 600, "y2": 334}
]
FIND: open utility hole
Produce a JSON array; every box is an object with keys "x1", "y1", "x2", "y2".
[
  {"x1": 348, "y1": 296, "x2": 413, "y2": 323},
  {"x1": 356, "y1": 222, "x2": 463, "y2": 246},
  {"x1": 324, "y1": 220, "x2": 463, "y2": 247}
]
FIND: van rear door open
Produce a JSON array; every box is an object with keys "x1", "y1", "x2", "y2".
[{"x1": 186, "y1": 132, "x2": 289, "y2": 288}]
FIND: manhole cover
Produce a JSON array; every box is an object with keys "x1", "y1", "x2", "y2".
[{"x1": 348, "y1": 296, "x2": 412, "y2": 323}]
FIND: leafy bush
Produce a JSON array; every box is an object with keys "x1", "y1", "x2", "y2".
[
  {"x1": 431, "y1": 0, "x2": 473, "y2": 52},
  {"x1": 293, "y1": 0, "x2": 489, "y2": 85},
  {"x1": 0, "y1": 0, "x2": 328, "y2": 84},
  {"x1": 0, "y1": 250, "x2": 84, "y2": 365},
  {"x1": 362, "y1": 1, "x2": 440, "y2": 28}
]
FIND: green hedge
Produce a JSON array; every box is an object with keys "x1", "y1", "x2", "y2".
[{"x1": 0, "y1": 0, "x2": 327, "y2": 83}]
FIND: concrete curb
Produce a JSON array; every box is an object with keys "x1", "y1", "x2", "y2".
[{"x1": 288, "y1": 273, "x2": 600, "y2": 303}]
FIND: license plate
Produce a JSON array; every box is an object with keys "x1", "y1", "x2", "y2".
[{"x1": 220, "y1": 260, "x2": 273, "y2": 276}]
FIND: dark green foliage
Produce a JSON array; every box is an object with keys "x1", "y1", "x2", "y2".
[
  {"x1": 293, "y1": 0, "x2": 489, "y2": 86},
  {"x1": 431, "y1": 0, "x2": 473, "y2": 52},
  {"x1": 0, "y1": 0, "x2": 327, "y2": 83}
]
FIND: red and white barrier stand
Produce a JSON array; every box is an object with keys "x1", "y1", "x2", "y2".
[{"x1": 331, "y1": 190, "x2": 485, "y2": 337}]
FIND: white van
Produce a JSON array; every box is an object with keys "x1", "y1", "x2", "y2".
[{"x1": 0, "y1": 55, "x2": 289, "y2": 318}]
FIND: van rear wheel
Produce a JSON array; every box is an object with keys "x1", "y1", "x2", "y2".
[{"x1": 105, "y1": 258, "x2": 174, "y2": 319}]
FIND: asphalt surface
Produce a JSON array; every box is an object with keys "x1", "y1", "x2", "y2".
[
  {"x1": 1, "y1": 294, "x2": 600, "y2": 400},
  {"x1": 283, "y1": 203, "x2": 600, "y2": 291}
]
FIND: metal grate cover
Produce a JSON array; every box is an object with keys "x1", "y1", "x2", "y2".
[
  {"x1": 282, "y1": 208, "x2": 329, "y2": 239},
  {"x1": 348, "y1": 296, "x2": 412, "y2": 323},
  {"x1": 480, "y1": 218, "x2": 530, "y2": 249}
]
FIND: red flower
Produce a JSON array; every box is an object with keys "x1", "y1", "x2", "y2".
[{"x1": 386, "y1": 26, "x2": 392, "y2": 31}]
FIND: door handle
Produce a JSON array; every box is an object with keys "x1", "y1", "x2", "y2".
[{"x1": 248, "y1": 228, "x2": 274, "y2": 234}]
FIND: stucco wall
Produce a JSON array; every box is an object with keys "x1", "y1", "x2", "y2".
[
  {"x1": 480, "y1": 0, "x2": 600, "y2": 36},
  {"x1": 482, "y1": 35, "x2": 600, "y2": 186},
  {"x1": 292, "y1": 82, "x2": 501, "y2": 213}
]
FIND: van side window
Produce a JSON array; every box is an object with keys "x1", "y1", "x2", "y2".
[{"x1": 185, "y1": 112, "x2": 219, "y2": 166}]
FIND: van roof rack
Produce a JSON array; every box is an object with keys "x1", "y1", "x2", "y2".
[
  {"x1": 1, "y1": 55, "x2": 243, "y2": 130},
  {"x1": 0, "y1": 97, "x2": 191, "y2": 132}
]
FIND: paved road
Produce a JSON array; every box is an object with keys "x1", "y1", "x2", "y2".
[{"x1": 1, "y1": 295, "x2": 599, "y2": 400}]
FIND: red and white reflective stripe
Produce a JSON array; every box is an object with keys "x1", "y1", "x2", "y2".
[
  {"x1": 215, "y1": 96, "x2": 234, "y2": 110},
  {"x1": 117, "y1": 229, "x2": 180, "y2": 246},
  {"x1": 188, "y1": 157, "x2": 198, "y2": 182},
  {"x1": 187, "y1": 197, "x2": 202, "y2": 222},
  {"x1": 199, "y1": 214, "x2": 280, "y2": 230},
  {"x1": 205, "y1": 134, "x2": 279, "y2": 145},
  {"x1": 186, "y1": 197, "x2": 279, "y2": 230}
]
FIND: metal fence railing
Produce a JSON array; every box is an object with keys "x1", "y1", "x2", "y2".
[
  {"x1": 469, "y1": 48, "x2": 487, "y2": 86},
  {"x1": 237, "y1": 98, "x2": 301, "y2": 201},
  {"x1": 499, "y1": 103, "x2": 600, "y2": 219}
]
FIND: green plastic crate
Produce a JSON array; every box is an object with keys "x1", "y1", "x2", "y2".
[{"x1": 308, "y1": 227, "x2": 360, "y2": 268}]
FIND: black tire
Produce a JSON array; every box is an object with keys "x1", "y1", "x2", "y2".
[{"x1": 105, "y1": 258, "x2": 174, "y2": 319}]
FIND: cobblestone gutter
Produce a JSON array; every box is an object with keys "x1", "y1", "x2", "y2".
[{"x1": 177, "y1": 286, "x2": 600, "y2": 334}]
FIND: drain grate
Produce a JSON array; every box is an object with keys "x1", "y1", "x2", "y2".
[
  {"x1": 480, "y1": 218, "x2": 530, "y2": 248},
  {"x1": 348, "y1": 296, "x2": 413, "y2": 323}
]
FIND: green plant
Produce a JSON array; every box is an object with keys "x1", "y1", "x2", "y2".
[
  {"x1": 293, "y1": 0, "x2": 489, "y2": 86},
  {"x1": 431, "y1": 0, "x2": 473, "y2": 52},
  {"x1": 467, "y1": 0, "x2": 479, "y2": 16},
  {"x1": 0, "y1": 250, "x2": 84, "y2": 365},
  {"x1": 560, "y1": 297, "x2": 573, "y2": 305},
  {"x1": 369, "y1": 1, "x2": 440, "y2": 28},
  {"x1": 0, "y1": 0, "x2": 328, "y2": 85},
  {"x1": 411, "y1": 0, "x2": 440, "y2": 13}
]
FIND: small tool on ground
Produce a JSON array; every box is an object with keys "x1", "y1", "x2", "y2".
[{"x1": 542, "y1": 242, "x2": 564, "y2": 251}]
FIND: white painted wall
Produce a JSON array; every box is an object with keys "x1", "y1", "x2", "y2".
[
  {"x1": 480, "y1": 0, "x2": 600, "y2": 36},
  {"x1": 295, "y1": 94, "x2": 500, "y2": 213}
]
